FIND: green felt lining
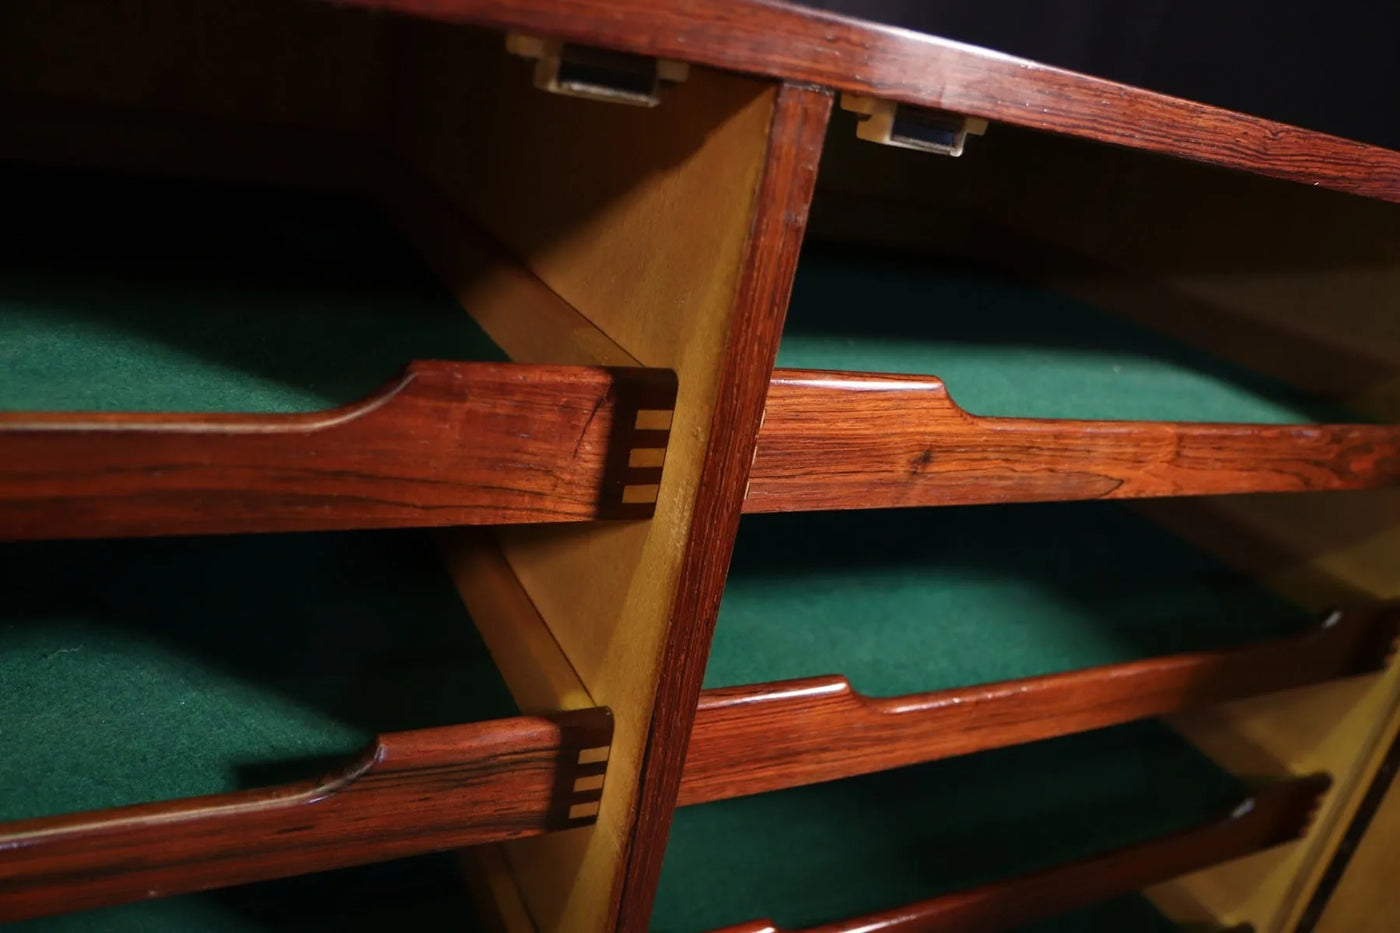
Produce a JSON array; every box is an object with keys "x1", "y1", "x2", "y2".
[
  {"x1": 9, "y1": 852, "x2": 486, "y2": 932},
  {"x1": 651, "y1": 721, "x2": 1244, "y2": 932},
  {"x1": 778, "y1": 246, "x2": 1358, "y2": 423},
  {"x1": 705, "y1": 501, "x2": 1311, "y2": 696},
  {"x1": 0, "y1": 162, "x2": 505, "y2": 413},
  {"x1": 0, "y1": 530, "x2": 516, "y2": 822}
]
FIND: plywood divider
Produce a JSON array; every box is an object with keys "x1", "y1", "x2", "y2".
[
  {"x1": 385, "y1": 21, "x2": 779, "y2": 931},
  {"x1": 441, "y1": 530, "x2": 594, "y2": 716},
  {"x1": 1137, "y1": 493, "x2": 1400, "y2": 932}
]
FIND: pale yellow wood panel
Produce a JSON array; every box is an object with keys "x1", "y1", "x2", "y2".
[
  {"x1": 387, "y1": 22, "x2": 776, "y2": 932},
  {"x1": 1314, "y1": 756, "x2": 1400, "y2": 933}
]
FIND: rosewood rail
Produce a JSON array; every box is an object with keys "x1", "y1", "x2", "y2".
[{"x1": 0, "y1": 708, "x2": 612, "y2": 922}]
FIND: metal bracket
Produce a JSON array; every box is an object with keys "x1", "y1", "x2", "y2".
[
  {"x1": 841, "y1": 94, "x2": 988, "y2": 157},
  {"x1": 506, "y1": 34, "x2": 689, "y2": 107}
]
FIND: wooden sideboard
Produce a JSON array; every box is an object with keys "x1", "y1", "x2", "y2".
[{"x1": 2, "y1": 1, "x2": 1398, "y2": 930}]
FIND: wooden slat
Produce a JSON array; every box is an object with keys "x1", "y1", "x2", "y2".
[
  {"x1": 0, "y1": 708, "x2": 612, "y2": 923},
  {"x1": 0, "y1": 360, "x2": 675, "y2": 539},
  {"x1": 340, "y1": 0, "x2": 1400, "y2": 204},
  {"x1": 681, "y1": 607, "x2": 1399, "y2": 806},
  {"x1": 744, "y1": 370, "x2": 1400, "y2": 513},
  {"x1": 704, "y1": 774, "x2": 1329, "y2": 933}
]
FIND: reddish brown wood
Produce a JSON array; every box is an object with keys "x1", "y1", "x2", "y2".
[
  {"x1": 0, "y1": 361, "x2": 675, "y2": 540},
  {"x1": 0, "y1": 707, "x2": 612, "y2": 922},
  {"x1": 337, "y1": 0, "x2": 1400, "y2": 204},
  {"x1": 705, "y1": 773, "x2": 1330, "y2": 933},
  {"x1": 614, "y1": 85, "x2": 832, "y2": 933},
  {"x1": 745, "y1": 370, "x2": 1400, "y2": 512},
  {"x1": 681, "y1": 607, "x2": 1400, "y2": 806}
]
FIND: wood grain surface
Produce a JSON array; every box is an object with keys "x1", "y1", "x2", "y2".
[
  {"x1": 0, "y1": 707, "x2": 612, "y2": 922},
  {"x1": 681, "y1": 607, "x2": 1399, "y2": 806},
  {"x1": 337, "y1": 0, "x2": 1400, "y2": 204},
  {"x1": 744, "y1": 370, "x2": 1400, "y2": 512},
  {"x1": 705, "y1": 774, "x2": 1329, "y2": 933},
  {"x1": 0, "y1": 361, "x2": 674, "y2": 539},
  {"x1": 613, "y1": 84, "x2": 833, "y2": 933}
]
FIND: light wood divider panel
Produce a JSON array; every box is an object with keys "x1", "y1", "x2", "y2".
[
  {"x1": 1138, "y1": 492, "x2": 1400, "y2": 933},
  {"x1": 1311, "y1": 732, "x2": 1400, "y2": 933},
  {"x1": 385, "y1": 22, "x2": 778, "y2": 931}
]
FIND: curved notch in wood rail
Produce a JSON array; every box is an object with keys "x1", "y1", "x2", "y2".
[
  {"x1": 745, "y1": 370, "x2": 1400, "y2": 513},
  {"x1": 705, "y1": 773, "x2": 1329, "y2": 933},
  {"x1": 681, "y1": 606, "x2": 1399, "y2": 806},
  {"x1": 0, "y1": 707, "x2": 612, "y2": 922},
  {"x1": 0, "y1": 360, "x2": 676, "y2": 540}
]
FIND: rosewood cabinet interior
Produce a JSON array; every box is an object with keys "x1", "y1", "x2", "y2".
[{"x1": 5, "y1": 0, "x2": 1400, "y2": 930}]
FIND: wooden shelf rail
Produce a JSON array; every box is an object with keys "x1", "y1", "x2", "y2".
[
  {"x1": 0, "y1": 707, "x2": 612, "y2": 922},
  {"x1": 0, "y1": 361, "x2": 675, "y2": 540},
  {"x1": 706, "y1": 773, "x2": 1328, "y2": 933},
  {"x1": 744, "y1": 370, "x2": 1400, "y2": 513},
  {"x1": 681, "y1": 606, "x2": 1399, "y2": 806}
]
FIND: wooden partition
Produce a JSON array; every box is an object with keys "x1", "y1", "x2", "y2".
[{"x1": 381, "y1": 23, "x2": 799, "y2": 931}]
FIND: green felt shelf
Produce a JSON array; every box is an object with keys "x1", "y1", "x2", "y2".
[
  {"x1": 8, "y1": 852, "x2": 485, "y2": 932},
  {"x1": 778, "y1": 246, "x2": 1356, "y2": 424},
  {"x1": 0, "y1": 529, "x2": 516, "y2": 823},
  {"x1": 652, "y1": 721, "x2": 1244, "y2": 932},
  {"x1": 0, "y1": 162, "x2": 504, "y2": 414},
  {"x1": 705, "y1": 501, "x2": 1311, "y2": 696}
]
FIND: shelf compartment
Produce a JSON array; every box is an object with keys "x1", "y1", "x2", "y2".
[
  {"x1": 0, "y1": 163, "x2": 675, "y2": 538},
  {"x1": 747, "y1": 368, "x2": 1400, "y2": 512},
  {"x1": 0, "y1": 529, "x2": 607, "y2": 920},
  {"x1": 682, "y1": 603, "x2": 1397, "y2": 805},
  {"x1": 688, "y1": 504, "x2": 1385, "y2": 800},
  {"x1": 745, "y1": 249, "x2": 1398, "y2": 512},
  {"x1": 0, "y1": 708, "x2": 610, "y2": 923},
  {"x1": 702, "y1": 774, "x2": 1321, "y2": 933},
  {"x1": 654, "y1": 722, "x2": 1324, "y2": 933}
]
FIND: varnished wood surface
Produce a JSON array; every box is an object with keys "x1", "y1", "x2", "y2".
[
  {"x1": 0, "y1": 361, "x2": 674, "y2": 540},
  {"x1": 614, "y1": 84, "x2": 833, "y2": 933},
  {"x1": 681, "y1": 607, "x2": 1399, "y2": 806},
  {"x1": 704, "y1": 774, "x2": 1328, "y2": 933},
  {"x1": 0, "y1": 708, "x2": 612, "y2": 922},
  {"x1": 340, "y1": 0, "x2": 1400, "y2": 204},
  {"x1": 745, "y1": 370, "x2": 1400, "y2": 513}
]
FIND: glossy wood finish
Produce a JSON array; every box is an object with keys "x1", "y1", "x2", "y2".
[
  {"x1": 704, "y1": 774, "x2": 1328, "y2": 933},
  {"x1": 744, "y1": 370, "x2": 1400, "y2": 513},
  {"x1": 614, "y1": 84, "x2": 833, "y2": 933},
  {"x1": 0, "y1": 708, "x2": 612, "y2": 922},
  {"x1": 341, "y1": 0, "x2": 1400, "y2": 204},
  {"x1": 0, "y1": 361, "x2": 674, "y2": 540},
  {"x1": 681, "y1": 607, "x2": 1400, "y2": 806}
]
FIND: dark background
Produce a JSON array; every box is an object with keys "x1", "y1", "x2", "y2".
[{"x1": 799, "y1": 0, "x2": 1400, "y2": 150}]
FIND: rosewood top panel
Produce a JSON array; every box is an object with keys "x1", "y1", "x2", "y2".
[{"x1": 339, "y1": 0, "x2": 1400, "y2": 203}]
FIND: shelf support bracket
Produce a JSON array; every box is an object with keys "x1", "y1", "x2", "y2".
[
  {"x1": 506, "y1": 34, "x2": 689, "y2": 107},
  {"x1": 841, "y1": 93, "x2": 988, "y2": 156}
]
